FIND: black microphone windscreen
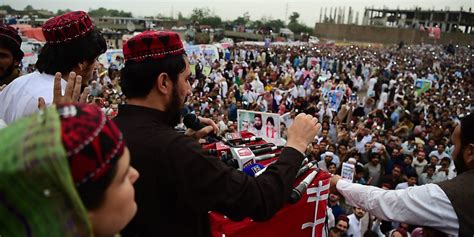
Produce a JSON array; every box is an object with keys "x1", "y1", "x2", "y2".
[
  {"x1": 289, "y1": 187, "x2": 303, "y2": 204},
  {"x1": 183, "y1": 113, "x2": 202, "y2": 130}
]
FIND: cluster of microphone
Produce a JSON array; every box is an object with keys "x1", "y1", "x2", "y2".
[{"x1": 184, "y1": 113, "x2": 319, "y2": 204}]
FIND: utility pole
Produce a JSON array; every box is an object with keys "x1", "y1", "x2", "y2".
[{"x1": 285, "y1": 2, "x2": 289, "y2": 25}]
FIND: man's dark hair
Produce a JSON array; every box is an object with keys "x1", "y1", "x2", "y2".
[
  {"x1": 36, "y1": 29, "x2": 106, "y2": 75},
  {"x1": 76, "y1": 162, "x2": 118, "y2": 210},
  {"x1": 121, "y1": 55, "x2": 187, "y2": 98},
  {"x1": 0, "y1": 37, "x2": 23, "y2": 62},
  {"x1": 336, "y1": 215, "x2": 350, "y2": 226},
  {"x1": 441, "y1": 157, "x2": 451, "y2": 165},
  {"x1": 406, "y1": 171, "x2": 418, "y2": 179},
  {"x1": 456, "y1": 114, "x2": 474, "y2": 174},
  {"x1": 266, "y1": 116, "x2": 275, "y2": 126},
  {"x1": 460, "y1": 114, "x2": 474, "y2": 149}
]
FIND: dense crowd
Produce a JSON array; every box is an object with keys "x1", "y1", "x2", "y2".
[{"x1": 76, "y1": 41, "x2": 472, "y2": 236}]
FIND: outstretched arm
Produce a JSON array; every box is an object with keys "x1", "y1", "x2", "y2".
[{"x1": 331, "y1": 176, "x2": 458, "y2": 236}]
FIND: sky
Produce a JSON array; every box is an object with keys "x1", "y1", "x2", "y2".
[{"x1": 5, "y1": 0, "x2": 474, "y2": 26}]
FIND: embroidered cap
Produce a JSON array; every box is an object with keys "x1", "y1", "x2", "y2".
[
  {"x1": 0, "y1": 25, "x2": 23, "y2": 58},
  {"x1": 0, "y1": 25, "x2": 22, "y2": 46},
  {"x1": 58, "y1": 103, "x2": 125, "y2": 186},
  {"x1": 42, "y1": 11, "x2": 95, "y2": 44},
  {"x1": 123, "y1": 31, "x2": 185, "y2": 63}
]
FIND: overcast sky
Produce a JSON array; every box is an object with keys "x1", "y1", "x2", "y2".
[{"x1": 5, "y1": 0, "x2": 473, "y2": 26}]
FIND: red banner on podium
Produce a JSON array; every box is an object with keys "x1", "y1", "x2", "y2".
[{"x1": 209, "y1": 171, "x2": 332, "y2": 237}]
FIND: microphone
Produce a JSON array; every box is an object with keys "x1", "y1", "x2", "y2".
[
  {"x1": 295, "y1": 160, "x2": 317, "y2": 179},
  {"x1": 240, "y1": 136, "x2": 262, "y2": 144},
  {"x1": 220, "y1": 152, "x2": 239, "y2": 169},
  {"x1": 289, "y1": 170, "x2": 318, "y2": 204},
  {"x1": 230, "y1": 147, "x2": 256, "y2": 170},
  {"x1": 183, "y1": 113, "x2": 231, "y2": 145},
  {"x1": 245, "y1": 143, "x2": 274, "y2": 150},
  {"x1": 254, "y1": 160, "x2": 277, "y2": 177},
  {"x1": 242, "y1": 163, "x2": 266, "y2": 177},
  {"x1": 252, "y1": 146, "x2": 283, "y2": 155},
  {"x1": 207, "y1": 149, "x2": 218, "y2": 156},
  {"x1": 254, "y1": 153, "x2": 280, "y2": 161}
]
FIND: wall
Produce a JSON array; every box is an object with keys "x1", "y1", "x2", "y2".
[{"x1": 314, "y1": 23, "x2": 473, "y2": 45}]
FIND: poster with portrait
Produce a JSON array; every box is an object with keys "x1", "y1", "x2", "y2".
[
  {"x1": 414, "y1": 79, "x2": 432, "y2": 96},
  {"x1": 98, "y1": 49, "x2": 123, "y2": 68},
  {"x1": 327, "y1": 90, "x2": 344, "y2": 112},
  {"x1": 280, "y1": 112, "x2": 294, "y2": 128},
  {"x1": 237, "y1": 110, "x2": 282, "y2": 145}
]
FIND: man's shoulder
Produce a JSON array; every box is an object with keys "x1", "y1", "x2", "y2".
[
  {"x1": 4, "y1": 71, "x2": 38, "y2": 88},
  {"x1": 347, "y1": 213, "x2": 357, "y2": 221},
  {"x1": 9, "y1": 72, "x2": 53, "y2": 91}
]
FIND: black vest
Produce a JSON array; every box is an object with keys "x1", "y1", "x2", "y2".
[{"x1": 437, "y1": 169, "x2": 474, "y2": 236}]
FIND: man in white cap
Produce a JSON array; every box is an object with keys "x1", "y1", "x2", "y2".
[{"x1": 318, "y1": 151, "x2": 336, "y2": 171}]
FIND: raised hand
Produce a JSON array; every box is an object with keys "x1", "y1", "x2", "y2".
[
  {"x1": 38, "y1": 72, "x2": 90, "y2": 109},
  {"x1": 286, "y1": 113, "x2": 321, "y2": 154}
]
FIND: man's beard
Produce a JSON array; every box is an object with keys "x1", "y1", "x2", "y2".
[
  {"x1": 454, "y1": 147, "x2": 467, "y2": 175},
  {"x1": 0, "y1": 63, "x2": 16, "y2": 80},
  {"x1": 254, "y1": 123, "x2": 262, "y2": 130},
  {"x1": 165, "y1": 85, "x2": 183, "y2": 127}
]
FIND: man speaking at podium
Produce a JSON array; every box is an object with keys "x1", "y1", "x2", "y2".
[{"x1": 114, "y1": 31, "x2": 321, "y2": 237}]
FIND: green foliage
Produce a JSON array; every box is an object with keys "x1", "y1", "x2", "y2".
[
  {"x1": 287, "y1": 22, "x2": 313, "y2": 35},
  {"x1": 56, "y1": 9, "x2": 72, "y2": 15},
  {"x1": 289, "y1": 12, "x2": 300, "y2": 24},
  {"x1": 262, "y1": 19, "x2": 285, "y2": 32},
  {"x1": 232, "y1": 12, "x2": 250, "y2": 26},
  {"x1": 0, "y1": 5, "x2": 15, "y2": 12},
  {"x1": 24, "y1": 5, "x2": 34, "y2": 11},
  {"x1": 177, "y1": 11, "x2": 188, "y2": 21},
  {"x1": 88, "y1": 7, "x2": 133, "y2": 17},
  {"x1": 190, "y1": 7, "x2": 222, "y2": 28},
  {"x1": 190, "y1": 7, "x2": 211, "y2": 22},
  {"x1": 286, "y1": 12, "x2": 313, "y2": 35},
  {"x1": 200, "y1": 16, "x2": 222, "y2": 28}
]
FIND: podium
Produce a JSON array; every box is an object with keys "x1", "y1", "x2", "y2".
[{"x1": 206, "y1": 131, "x2": 332, "y2": 237}]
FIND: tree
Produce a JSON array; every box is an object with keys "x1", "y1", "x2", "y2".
[
  {"x1": 177, "y1": 11, "x2": 187, "y2": 21},
  {"x1": 0, "y1": 5, "x2": 15, "y2": 13},
  {"x1": 190, "y1": 7, "x2": 211, "y2": 22},
  {"x1": 251, "y1": 20, "x2": 263, "y2": 29},
  {"x1": 88, "y1": 7, "x2": 132, "y2": 17},
  {"x1": 263, "y1": 19, "x2": 285, "y2": 32},
  {"x1": 289, "y1": 12, "x2": 300, "y2": 24},
  {"x1": 288, "y1": 22, "x2": 313, "y2": 35},
  {"x1": 57, "y1": 9, "x2": 72, "y2": 15},
  {"x1": 286, "y1": 11, "x2": 313, "y2": 35},
  {"x1": 24, "y1": 5, "x2": 34, "y2": 11},
  {"x1": 232, "y1": 12, "x2": 251, "y2": 26},
  {"x1": 200, "y1": 16, "x2": 222, "y2": 28}
]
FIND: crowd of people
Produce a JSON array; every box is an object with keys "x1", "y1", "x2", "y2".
[
  {"x1": 182, "y1": 39, "x2": 472, "y2": 236},
  {"x1": 0, "y1": 9, "x2": 472, "y2": 237}
]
